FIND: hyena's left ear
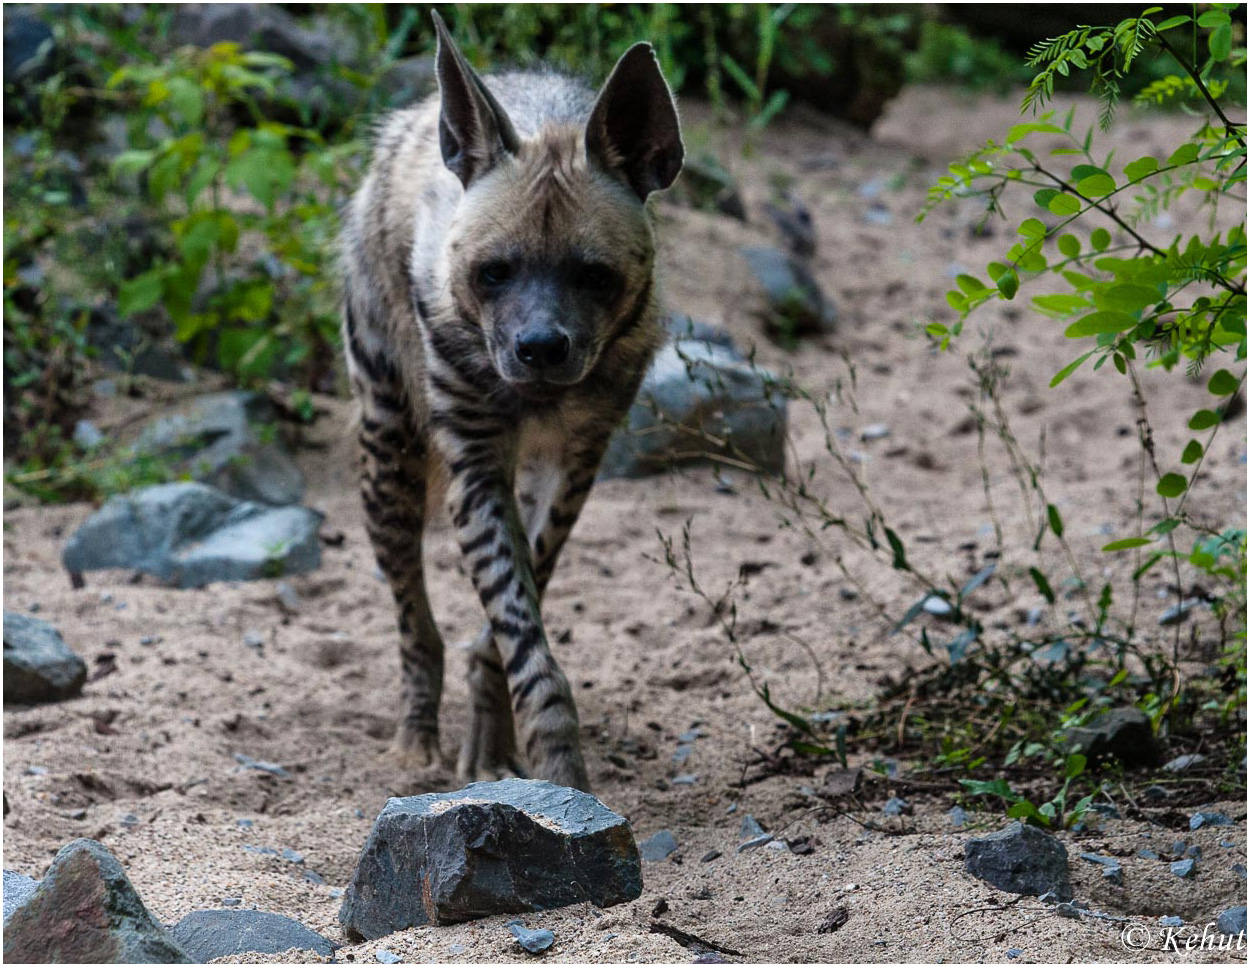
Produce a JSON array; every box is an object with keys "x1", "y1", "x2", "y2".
[
  {"x1": 585, "y1": 43, "x2": 684, "y2": 201},
  {"x1": 432, "y1": 10, "x2": 520, "y2": 188}
]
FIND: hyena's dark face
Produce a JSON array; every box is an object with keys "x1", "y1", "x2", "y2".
[{"x1": 433, "y1": 19, "x2": 683, "y2": 389}]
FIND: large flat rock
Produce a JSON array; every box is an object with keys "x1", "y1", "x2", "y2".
[
  {"x1": 61, "y1": 482, "x2": 323, "y2": 588},
  {"x1": 168, "y1": 909, "x2": 334, "y2": 961},
  {"x1": 3, "y1": 613, "x2": 87, "y2": 705},
  {"x1": 339, "y1": 779, "x2": 642, "y2": 941}
]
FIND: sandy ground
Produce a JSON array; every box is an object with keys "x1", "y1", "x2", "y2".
[{"x1": 4, "y1": 86, "x2": 1247, "y2": 964}]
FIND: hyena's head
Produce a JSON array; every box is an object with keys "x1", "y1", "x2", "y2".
[{"x1": 432, "y1": 13, "x2": 683, "y2": 388}]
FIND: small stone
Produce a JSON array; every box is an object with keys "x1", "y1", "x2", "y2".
[
  {"x1": 1078, "y1": 853, "x2": 1120, "y2": 868},
  {"x1": 339, "y1": 779, "x2": 641, "y2": 940},
  {"x1": 1170, "y1": 858, "x2": 1196, "y2": 878},
  {"x1": 3, "y1": 839, "x2": 190, "y2": 962},
  {"x1": 234, "y1": 753, "x2": 290, "y2": 779},
  {"x1": 281, "y1": 848, "x2": 304, "y2": 864},
  {"x1": 243, "y1": 630, "x2": 265, "y2": 650},
  {"x1": 1218, "y1": 906, "x2": 1247, "y2": 936},
  {"x1": 740, "y1": 245, "x2": 837, "y2": 336},
  {"x1": 737, "y1": 834, "x2": 774, "y2": 853},
  {"x1": 1163, "y1": 754, "x2": 1204, "y2": 772},
  {"x1": 509, "y1": 923, "x2": 555, "y2": 955},
  {"x1": 739, "y1": 815, "x2": 767, "y2": 840},
  {"x1": 948, "y1": 806, "x2": 969, "y2": 828},
  {"x1": 1137, "y1": 849, "x2": 1160, "y2": 860},
  {"x1": 23, "y1": 765, "x2": 47, "y2": 776},
  {"x1": 448, "y1": 943, "x2": 467, "y2": 955},
  {"x1": 1235, "y1": 864, "x2": 1247, "y2": 880},
  {"x1": 640, "y1": 830, "x2": 679, "y2": 862},
  {"x1": 3, "y1": 613, "x2": 88, "y2": 704},
  {"x1": 882, "y1": 797, "x2": 911, "y2": 817},
  {"x1": 276, "y1": 581, "x2": 302, "y2": 612},
  {"x1": 766, "y1": 840, "x2": 788, "y2": 851},
  {"x1": 1142, "y1": 784, "x2": 1170, "y2": 800},
  {"x1": 376, "y1": 950, "x2": 402, "y2": 964},
  {"x1": 701, "y1": 850, "x2": 721, "y2": 863},
  {"x1": 1159, "y1": 915, "x2": 1185, "y2": 927},
  {"x1": 964, "y1": 822, "x2": 1072, "y2": 899},
  {"x1": 119, "y1": 814, "x2": 140, "y2": 829},
  {"x1": 1190, "y1": 811, "x2": 1233, "y2": 830},
  {"x1": 860, "y1": 424, "x2": 891, "y2": 442},
  {"x1": 221, "y1": 897, "x2": 242, "y2": 907},
  {"x1": 922, "y1": 596, "x2": 954, "y2": 617},
  {"x1": 1102, "y1": 866, "x2": 1123, "y2": 885},
  {"x1": 1054, "y1": 903, "x2": 1081, "y2": 920},
  {"x1": 1006, "y1": 949, "x2": 1023, "y2": 960},
  {"x1": 303, "y1": 870, "x2": 326, "y2": 886},
  {"x1": 671, "y1": 774, "x2": 698, "y2": 785},
  {"x1": 168, "y1": 908, "x2": 335, "y2": 962},
  {"x1": 1158, "y1": 600, "x2": 1196, "y2": 626}
]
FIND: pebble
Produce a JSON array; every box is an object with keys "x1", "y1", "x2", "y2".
[
  {"x1": 1170, "y1": 858, "x2": 1196, "y2": 878},
  {"x1": 276, "y1": 582, "x2": 301, "y2": 612},
  {"x1": 948, "y1": 806, "x2": 969, "y2": 828},
  {"x1": 921, "y1": 596, "x2": 954, "y2": 617},
  {"x1": 1137, "y1": 849, "x2": 1160, "y2": 860},
  {"x1": 882, "y1": 796, "x2": 911, "y2": 817},
  {"x1": 701, "y1": 850, "x2": 722, "y2": 863},
  {"x1": 739, "y1": 815, "x2": 767, "y2": 840},
  {"x1": 220, "y1": 898, "x2": 241, "y2": 907},
  {"x1": 1185, "y1": 846, "x2": 1202, "y2": 860},
  {"x1": 860, "y1": 424, "x2": 891, "y2": 442},
  {"x1": 376, "y1": 951, "x2": 402, "y2": 964},
  {"x1": 1159, "y1": 916, "x2": 1185, "y2": 927},
  {"x1": 737, "y1": 834, "x2": 774, "y2": 853},
  {"x1": 1162, "y1": 753, "x2": 1204, "y2": 772},
  {"x1": 448, "y1": 943, "x2": 467, "y2": 955},
  {"x1": 639, "y1": 830, "x2": 679, "y2": 862},
  {"x1": 243, "y1": 630, "x2": 265, "y2": 650},
  {"x1": 1190, "y1": 811, "x2": 1233, "y2": 830},
  {"x1": 281, "y1": 848, "x2": 304, "y2": 864},
  {"x1": 1006, "y1": 949, "x2": 1023, "y2": 960},
  {"x1": 233, "y1": 754, "x2": 290, "y2": 778},
  {"x1": 1158, "y1": 600, "x2": 1195, "y2": 626},
  {"x1": 671, "y1": 774, "x2": 697, "y2": 785},
  {"x1": 509, "y1": 923, "x2": 555, "y2": 955},
  {"x1": 1218, "y1": 906, "x2": 1247, "y2": 936}
]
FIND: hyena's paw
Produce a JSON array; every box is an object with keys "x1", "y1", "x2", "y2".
[
  {"x1": 457, "y1": 707, "x2": 526, "y2": 784},
  {"x1": 386, "y1": 725, "x2": 448, "y2": 772}
]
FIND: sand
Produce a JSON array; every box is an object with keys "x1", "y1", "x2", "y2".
[{"x1": 3, "y1": 86, "x2": 1246, "y2": 964}]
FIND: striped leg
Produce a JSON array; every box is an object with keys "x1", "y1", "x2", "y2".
[
  {"x1": 442, "y1": 446, "x2": 591, "y2": 792},
  {"x1": 358, "y1": 389, "x2": 446, "y2": 771}
]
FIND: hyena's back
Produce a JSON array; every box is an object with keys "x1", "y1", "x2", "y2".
[{"x1": 340, "y1": 71, "x2": 598, "y2": 420}]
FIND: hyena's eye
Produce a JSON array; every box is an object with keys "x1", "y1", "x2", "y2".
[
  {"x1": 573, "y1": 262, "x2": 620, "y2": 294},
  {"x1": 477, "y1": 260, "x2": 515, "y2": 288}
]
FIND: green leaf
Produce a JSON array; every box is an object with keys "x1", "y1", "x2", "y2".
[
  {"x1": 1050, "y1": 350, "x2": 1094, "y2": 386},
  {"x1": 1181, "y1": 440, "x2": 1203, "y2": 464},
  {"x1": 118, "y1": 271, "x2": 164, "y2": 316},
  {"x1": 1188, "y1": 409, "x2": 1220, "y2": 430},
  {"x1": 1034, "y1": 188, "x2": 1058, "y2": 208},
  {"x1": 1208, "y1": 369, "x2": 1239, "y2": 396},
  {"x1": 1090, "y1": 228, "x2": 1111, "y2": 251},
  {"x1": 1156, "y1": 473, "x2": 1187, "y2": 498},
  {"x1": 956, "y1": 274, "x2": 989, "y2": 296},
  {"x1": 1019, "y1": 218, "x2": 1047, "y2": 238},
  {"x1": 1167, "y1": 143, "x2": 1199, "y2": 166},
  {"x1": 885, "y1": 527, "x2": 909, "y2": 571},
  {"x1": 1076, "y1": 173, "x2": 1116, "y2": 197},
  {"x1": 1065, "y1": 753, "x2": 1087, "y2": 779},
  {"x1": 1029, "y1": 567, "x2": 1055, "y2": 604},
  {"x1": 1006, "y1": 122, "x2": 1066, "y2": 144},
  {"x1": 1102, "y1": 283, "x2": 1162, "y2": 312},
  {"x1": 1210, "y1": 24, "x2": 1232, "y2": 61},
  {"x1": 1065, "y1": 311, "x2": 1135, "y2": 337},
  {"x1": 1197, "y1": 9, "x2": 1231, "y2": 28},
  {"x1": 110, "y1": 149, "x2": 157, "y2": 179},
  {"x1": 1048, "y1": 193, "x2": 1082, "y2": 216},
  {"x1": 1103, "y1": 537, "x2": 1152, "y2": 552},
  {"x1": 995, "y1": 269, "x2": 1019, "y2": 300},
  {"x1": 1047, "y1": 504, "x2": 1064, "y2": 539},
  {"x1": 1034, "y1": 293, "x2": 1089, "y2": 314},
  {"x1": 1123, "y1": 156, "x2": 1159, "y2": 181},
  {"x1": 1155, "y1": 14, "x2": 1191, "y2": 30},
  {"x1": 1057, "y1": 234, "x2": 1080, "y2": 258}
]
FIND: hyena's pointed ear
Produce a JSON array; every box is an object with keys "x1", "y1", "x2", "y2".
[
  {"x1": 585, "y1": 43, "x2": 684, "y2": 201},
  {"x1": 432, "y1": 10, "x2": 520, "y2": 188}
]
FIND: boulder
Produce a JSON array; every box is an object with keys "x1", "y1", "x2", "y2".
[
  {"x1": 3, "y1": 871, "x2": 38, "y2": 922},
  {"x1": 62, "y1": 482, "x2": 323, "y2": 588},
  {"x1": 600, "y1": 340, "x2": 787, "y2": 479},
  {"x1": 168, "y1": 5, "x2": 358, "y2": 72},
  {"x1": 3, "y1": 614, "x2": 87, "y2": 705},
  {"x1": 168, "y1": 909, "x2": 334, "y2": 961},
  {"x1": 740, "y1": 246, "x2": 837, "y2": 337},
  {"x1": 130, "y1": 391, "x2": 304, "y2": 506},
  {"x1": 339, "y1": 779, "x2": 642, "y2": 940},
  {"x1": 1062, "y1": 706, "x2": 1159, "y2": 767},
  {"x1": 3, "y1": 13, "x2": 55, "y2": 88},
  {"x1": 3, "y1": 839, "x2": 191, "y2": 963},
  {"x1": 964, "y1": 822, "x2": 1072, "y2": 900}
]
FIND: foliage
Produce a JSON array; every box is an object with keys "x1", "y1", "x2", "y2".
[{"x1": 906, "y1": 20, "x2": 1032, "y2": 93}]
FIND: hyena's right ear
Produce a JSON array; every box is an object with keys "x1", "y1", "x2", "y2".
[
  {"x1": 586, "y1": 43, "x2": 684, "y2": 201},
  {"x1": 432, "y1": 11, "x2": 520, "y2": 188}
]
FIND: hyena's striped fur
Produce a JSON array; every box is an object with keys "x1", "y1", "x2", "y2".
[{"x1": 340, "y1": 14, "x2": 683, "y2": 791}]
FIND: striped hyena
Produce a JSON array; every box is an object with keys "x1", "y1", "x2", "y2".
[{"x1": 340, "y1": 13, "x2": 683, "y2": 792}]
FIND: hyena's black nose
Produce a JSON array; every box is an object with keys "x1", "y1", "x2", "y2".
[{"x1": 515, "y1": 328, "x2": 571, "y2": 369}]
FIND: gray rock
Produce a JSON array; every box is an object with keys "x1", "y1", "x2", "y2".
[
  {"x1": 168, "y1": 5, "x2": 358, "y2": 73},
  {"x1": 1159, "y1": 600, "x2": 1196, "y2": 626},
  {"x1": 1218, "y1": 906, "x2": 1247, "y2": 936},
  {"x1": 339, "y1": 779, "x2": 641, "y2": 940},
  {"x1": 922, "y1": 596, "x2": 954, "y2": 617},
  {"x1": 3, "y1": 871, "x2": 37, "y2": 922},
  {"x1": 1062, "y1": 707, "x2": 1159, "y2": 767},
  {"x1": 1163, "y1": 753, "x2": 1204, "y2": 772},
  {"x1": 62, "y1": 482, "x2": 323, "y2": 588},
  {"x1": 737, "y1": 834, "x2": 774, "y2": 853},
  {"x1": 509, "y1": 923, "x2": 555, "y2": 955},
  {"x1": 376, "y1": 950, "x2": 402, "y2": 964},
  {"x1": 661, "y1": 313, "x2": 736, "y2": 351},
  {"x1": 964, "y1": 822, "x2": 1072, "y2": 900},
  {"x1": 1137, "y1": 849, "x2": 1160, "y2": 860},
  {"x1": 73, "y1": 420, "x2": 105, "y2": 451},
  {"x1": 4, "y1": 13, "x2": 55, "y2": 87},
  {"x1": 1170, "y1": 858, "x2": 1196, "y2": 878},
  {"x1": 130, "y1": 391, "x2": 304, "y2": 506},
  {"x1": 676, "y1": 157, "x2": 746, "y2": 220},
  {"x1": 860, "y1": 424, "x2": 891, "y2": 442},
  {"x1": 3, "y1": 613, "x2": 87, "y2": 704},
  {"x1": 740, "y1": 246, "x2": 837, "y2": 336},
  {"x1": 640, "y1": 830, "x2": 679, "y2": 862},
  {"x1": 948, "y1": 806, "x2": 969, "y2": 828},
  {"x1": 1190, "y1": 811, "x2": 1233, "y2": 830},
  {"x1": 234, "y1": 753, "x2": 291, "y2": 779},
  {"x1": 1159, "y1": 915, "x2": 1185, "y2": 927},
  {"x1": 1102, "y1": 866, "x2": 1124, "y2": 885},
  {"x1": 169, "y1": 909, "x2": 333, "y2": 961},
  {"x1": 738, "y1": 815, "x2": 766, "y2": 840},
  {"x1": 600, "y1": 340, "x2": 787, "y2": 479},
  {"x1": 882, "y1": 797, "x2": 912, "y2": 817},
  {"x1": 1078, "y1": 852, "x2": 1120, "y2": 868},
  {"x1": 1006, "y1": 948, "x2": 1023, "y2": 959},
  {"x1": 3, "y1": 839, "x2": 191, "y2": 962}
]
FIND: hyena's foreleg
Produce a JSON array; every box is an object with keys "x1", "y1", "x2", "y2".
[
  {"x1": 439, "y1": 436, "x2": 591, "y2": 792},
  {"x1": 455, "y1": 427, "x2": 618, "y2": 786},
  {"x1": 354, "y1": 368, "x2": 446, "y2": 770}
]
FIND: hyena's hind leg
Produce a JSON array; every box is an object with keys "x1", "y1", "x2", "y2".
[{"x1": 356, "y1": 383, "x2": 447, "y2": 771}]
